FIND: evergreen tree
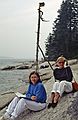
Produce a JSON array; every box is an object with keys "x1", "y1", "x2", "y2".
[{"x1": 45, "y1": 0, "x2": 78, "y2": 60}]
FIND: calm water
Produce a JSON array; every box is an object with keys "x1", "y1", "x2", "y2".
[{"x1": 0, "y1": 59, "x2": 34, "y2": 94}]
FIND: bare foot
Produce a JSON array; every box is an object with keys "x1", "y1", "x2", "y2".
[{"x1": 53, "y1": 92, "x2": 60, "y2": 103}]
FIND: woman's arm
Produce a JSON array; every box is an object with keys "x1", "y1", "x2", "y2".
[
  {"x1": 25, "y1": 85, "x2": 32, "y2": 99},
  {"x1": 66, "y1": 67, "x2": 73, "y2": 82},
  {"x1": 35, "y1": 83, "x2": 47, "y2": 103}
]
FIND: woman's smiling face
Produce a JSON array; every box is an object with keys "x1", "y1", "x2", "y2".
[
  {"x1": 30, "y1": 73, "x2": 39, "y2": 84},
  {"x1": 57, "y1": 60, "x2": 65, "y2": 68}
]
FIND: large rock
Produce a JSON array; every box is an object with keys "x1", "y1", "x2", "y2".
[
  {"x1": 1, "y1": 66, "x2": 15, "y2": 70},
  {"x1": 16, "y1": 79, "x2": 78, "y2": 120},
  {"x1": 0, "y1": 62, "x2": 78, "y2": 120}
]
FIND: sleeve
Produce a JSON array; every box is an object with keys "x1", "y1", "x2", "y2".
[
  {"x1": 66, "y1": 67, "x2": 73, "y2": 82},
  {"x1": 35, "y1": 84, "x2": 47, "y2": 103},
  {"x1": 25, "y1": 85, "x2": 32, "y2": 99},
  {"x1": 53, "y1": 69, "x2": 58, "y2": 80},
  {"x1": 53, "y1": 69, "x2": 56, "y2": 78}
]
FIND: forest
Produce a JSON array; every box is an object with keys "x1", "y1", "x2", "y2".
[{"x1": 45, "y1": 0, "x2": 78, "y2": 60}]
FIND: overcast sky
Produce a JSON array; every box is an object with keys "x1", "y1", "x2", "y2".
[{"x1": 0, "y1": 0, "x2": 63, "y2": 59}]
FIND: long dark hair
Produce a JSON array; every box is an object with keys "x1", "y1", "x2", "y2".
[{"x1": 29, "y1": 71, "x2": 40, "y2": 83}]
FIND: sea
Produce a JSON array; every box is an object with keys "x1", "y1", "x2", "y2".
[{"x1": 0, "y1": 58, "x2": 34, "y2": 95}]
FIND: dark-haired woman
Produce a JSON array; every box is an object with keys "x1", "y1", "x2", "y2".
[{"x1": 3, "y1": 71, "x2": 47, "y2": 120}]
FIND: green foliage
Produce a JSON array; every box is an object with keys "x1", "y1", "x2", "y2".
[{"x1": 45, "y1": 0, "x2": 78, "y2": 60}]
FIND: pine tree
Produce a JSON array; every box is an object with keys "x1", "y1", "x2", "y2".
[{"x1": 45, "y1": 0, "x2": 78, "y2": 60}]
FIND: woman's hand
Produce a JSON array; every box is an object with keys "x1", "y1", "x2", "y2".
[{"x1": 31, "y1": 96, "x2": 37, "y2": 101}]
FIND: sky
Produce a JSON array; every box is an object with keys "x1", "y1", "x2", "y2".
[{"x1": 0, "y1": 0, "x2": 63, "y2": 59}]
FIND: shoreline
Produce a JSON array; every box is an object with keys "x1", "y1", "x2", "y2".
[{"x1": 0, "y1": 60, "x2": 78, "y2": 119}]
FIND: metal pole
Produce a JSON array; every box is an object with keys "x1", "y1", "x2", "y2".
[
  {"x1": 38, "y1": 44, "x2": 54, "y2": 71},
  {"x1": 36, "y1": 4, "x2": 41, "y2": 72}
]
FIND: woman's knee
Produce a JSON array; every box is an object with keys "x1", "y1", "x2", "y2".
[
  {"x1": 19, "y1": 98, "x2": 26, "y2": 105},
  {"x1": 60, "y1": 81, "x2": 66, "y2": 86},
  {"x1": 54, "y1": 81, "x2": 59, "y2": 86},
  {"x1": 13, "y1": 97, "x2": 20, "y2": 102}
]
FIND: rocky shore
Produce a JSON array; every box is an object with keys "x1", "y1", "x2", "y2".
[{"x1": 0, "y1": 59, "x2": 78, "y2": 120}]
